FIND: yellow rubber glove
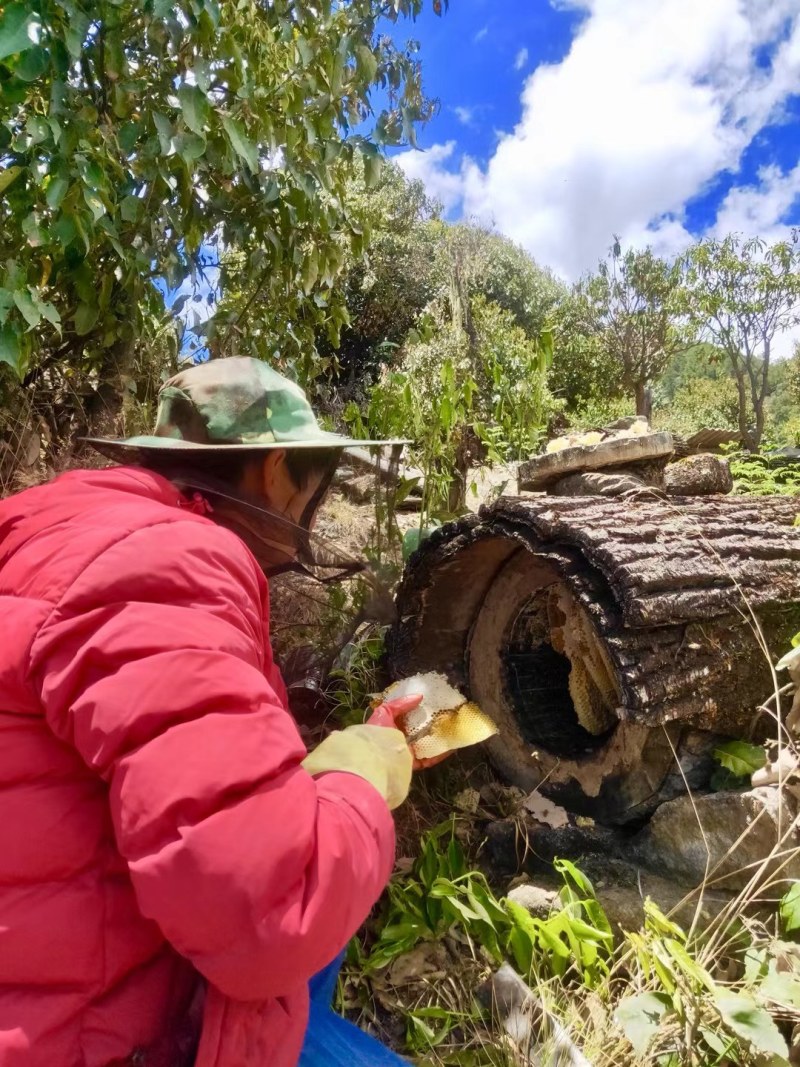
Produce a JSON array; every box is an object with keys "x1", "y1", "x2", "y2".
[{"x1": 302, "y1": 724, "x2": 413, "y2": 810}]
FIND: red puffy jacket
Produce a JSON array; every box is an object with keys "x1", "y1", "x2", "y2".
[{"x1": 0, "y1": 466, "x2": 395, "y2": 1067}]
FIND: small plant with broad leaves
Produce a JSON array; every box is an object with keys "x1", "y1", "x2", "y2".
[{"x1": 711, "y1": 739, "x2": 767, "y2": 791}]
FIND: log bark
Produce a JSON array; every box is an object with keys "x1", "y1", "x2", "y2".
[{"x1": 388, "y1": 495, "x2": 800, "y2": 822}]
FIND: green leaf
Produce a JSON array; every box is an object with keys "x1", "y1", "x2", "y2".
[
  {"x1": 13, "y1": 289, "x2": 40, "y2": 328},
  {"x1": 153, "y1": 112, "x2": 173, "y2": 155},
  {"x1": 402, "y1": 523, "x2": 440, "y2": 562},
  {"x1": 780, "y1": 882, "x2": 800, "y2": 937},
  {"x1": 118, "y1": 121, "x2": 143, "y2": 154},
  {"x1": 120, "y1": 195, "x2": 141, "y2": 223},
  {"x1": 716, "y1": 991, "x2": 789, "y2": 1060},
  {"x1": 363, "y1": 150, "x2": 382, "y2": 189},
  {"x1": 64, "y1": 8, "x2": 90, "y2": 59},
  {"x1": 178, "y1": 84, "x2": 210, "y2": 135},
  {"x1": 21, "y1": 212, "x2": 44, "y2": 246},
  {"x1": 37, "y1": 299, "x2": 60, "y2": 328},
  {"x1": 301, "y1": 248, "x2": 319, "y2": 294},
  {"x1": 615, "y1": 992, "x2": 672, "y2": 1054},
  {"x1": 175, "y1": 132, "x2": 207, "y2": 164},
  {"x1": 0, "y1": 288, "x2": 13, "y2": 325},
  {"x1": 355, "y1": 44, "x2": 378, "y2": 83},
  {"x1": 45, "y1": 175, "x2": 69, "y2": 210},
  {"x1": 82, "y1": 188, "x2": 106, "y2": 221},
  {"x1": 713, "y1": 740, "x2": 767, "y2": 779},
  {"x1": 14, "y1": 44, "x2": 48, "y2": 81},
  {"x1": 221, "y1": 115, "x2": 258, "y2": 171},
  {"x1": 74, "y1": 303, "x2": 99, "y2": 335},
  {"x1": 296, "y1": 36, "x2": 313, "y2": 67},
  {"x1": 759, "y1": 970, "x2": 800, "y2": 1010},
  {"x1": 0, "y1": 165, "x2": 24, "y2": 195},
  {"x1": 0, "y1": 325, "x2": 22, "y2": 375},
  {"x1": 0, "y1": 4, "x2": 39, "y2": 61}
]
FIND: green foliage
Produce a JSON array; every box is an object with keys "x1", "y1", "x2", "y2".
[
  {"x1": 562, "y1": 242, "x2": 692, "y2": 416},
  {"x1": 440, "y1": 223, "x2": 564, "y2": 340},
  {"x1": 727, "y1": 451, "x2": 800, "y2": 496},
  {"x1": 614, "y1": 991, "x2": 673, "y2": 1056},
  {"x1": 780, "y1": 882, "x2": 800, "y2": 938},
  {"x1": 622, "y1": 901, "x2": 794, "y2": 1064},
  {"x1": 506, "y1": 858, "x2": 613, "y2": 988},
  {"x1": 363, "y1": 822, "x2": 509, "y2": 972},
  {"x1": 550, "y1": 289, "x2": 622, "y2": 412},
  {"x1": 656, "y1": 376, "x2": 745, "y2": 436},
  {"x1": 713, "y1": 740, "x2": 767, "y2": 779},
  {"x1": 346, "y1": 292, "x2": 557, "y2": 520},
  {"x1": 344, "y1": 817, "x2": 800, "y2": 1064},
  {"x1": 656, "y1": 343, "x2": 729, "y2": 401},
  {"x1": 0, "y1": 0, "x2": 444, "y2": 424},
  {"x1": 359, "y1": 822, "x2": 613, "y2": 993},
  {"x1": 316, "y1": 162, "x2": 442, "y2": 389},
  {"x1": 681, "y1": 233, "x2": 800, "y2": 451},
  {"x1": 326, "y1": 627, "x2": 386, "y2": 727},
  {"x1": 566, "y1": 394, "x2": 635, "y2": 431}
]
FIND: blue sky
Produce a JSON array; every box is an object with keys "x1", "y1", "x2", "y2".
[{"x1": 389, "y1": 0, "x2": 800, "y2": 352}]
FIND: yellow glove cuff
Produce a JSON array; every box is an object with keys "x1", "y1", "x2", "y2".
[{"x1": 302, "y1": 725, "x2": 413, "y2": 810}]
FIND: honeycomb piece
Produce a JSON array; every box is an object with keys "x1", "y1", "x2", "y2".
[{"x1": 383, "y1": 673, "x2": 498, "y2": 759}]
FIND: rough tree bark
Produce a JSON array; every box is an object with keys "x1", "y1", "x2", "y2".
[{"x1": 389, "y1": 495, "x2": 800, "y2": 822}]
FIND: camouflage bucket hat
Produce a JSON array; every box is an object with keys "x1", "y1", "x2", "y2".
[{"x1": 84, "y1": 356, "x2": 406, "y2": 463}]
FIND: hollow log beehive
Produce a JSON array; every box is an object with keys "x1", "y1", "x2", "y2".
[{"x1": 389, "y1": 495, "x2": 800, "y2": 823}]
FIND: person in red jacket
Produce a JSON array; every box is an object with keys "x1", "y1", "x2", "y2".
[{"x1": 0, "y1": 357, "x2": 424, "y2": 1067}]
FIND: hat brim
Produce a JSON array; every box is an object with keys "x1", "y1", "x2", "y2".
[{"x1": 82, "y1": 434, "x2": 410, "y2": 465}]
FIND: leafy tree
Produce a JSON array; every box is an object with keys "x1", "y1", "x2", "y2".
[
  {"x1": 681, "y1": 233, "x2": 800, "y2": 451},
  {"x1": 0, "y1": 0, "x2": 444, "y2": 444},
  {"x1": 656, "y1": 343, "x2": 729, "y2": 402},
  {"x1": 656, "y1": 376, "x2": 746, "y2": 436},
  {"x1": 306, "y1": 182, "x2": 561, "y2": 402},
  {"x1": 786, "y1": 345, "x2": 800, "y2": 406},
  {"x1": 549, "y1": 290, "x2": 620, "y2": 412},
  {"x1": 566, "y1": 242, "x2": 692, "y2": 419},
  {"x1": 316, "y1": 161, "x2": 442, "y2": 389}
]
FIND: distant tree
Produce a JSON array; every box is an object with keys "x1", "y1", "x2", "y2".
[
  {"x1": 787, "y1": 345, "x2": 800, "y2": 406},
  {"x1": 549, "y1": 290, "x2": 620, "y2": 412},
  {"x1": 308, "y1": 193, "x2": 562, "y2": 399},
  {"x1": 682, "y1": 233, "x2": 800, "y2": 451},
  {"x1": 317, "y1": 162, "x2": 442, "y2": 389},
  {"x1": 658, "y1": 376, "x2": 746, "y2": 436},
  {"x1": 568, "y1": 242, "x2": 692, "y2": 419},
  {"x1": 656, "y1": 343, "x2": 729, "y2": 403}
]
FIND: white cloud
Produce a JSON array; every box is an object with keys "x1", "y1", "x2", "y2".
[
  {"x1": 453, "y1": 106, "x2": 475, "y2": 127},
  {"x1": 394, "y1": 142, "x2": 466, "y2": 214},
  {"x1": 473, "y1": 24, "x2": 489, "y2": 43},
  {"x1": 712, "y1": 162, "x2": 800, "y2": 242},
  {"x1": 514, "y1": 47, "x2": 529, "y2": 71},
  {"x1": 404, "y1": 0, "x2": 800, "y2": 283}
]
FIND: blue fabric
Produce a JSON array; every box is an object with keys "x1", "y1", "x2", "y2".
[{"x1": 299, "y1": 953, "x2": 408, "y2": 1066}]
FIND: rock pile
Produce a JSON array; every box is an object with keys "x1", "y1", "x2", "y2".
[{"x1": 517, "y1": 418, "x2": 734, "y2": 499}]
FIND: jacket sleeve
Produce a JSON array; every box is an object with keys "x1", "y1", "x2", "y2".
[{"x1": 27, "y1": 518, "x2": 396, "y2": 1001}]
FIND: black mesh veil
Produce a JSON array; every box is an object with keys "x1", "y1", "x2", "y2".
[{"x1": 170, "y1": 464, "x2": 365, "y2": 583}]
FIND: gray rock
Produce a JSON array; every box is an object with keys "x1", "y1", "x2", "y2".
[
  {"x1": 550, "y1": 470, "x2": 649, "y2": 497},
  {"x1": 506, "y1": 883, "x2": 559, "y2": 919},
  {"x1": 571, "y1": 855, "x2": 732, "y2": 933},
  {"x1": 518, "y1": 431, "x2": 674, "y2": 491},
  {"x1": 631, "y1": 787, "x2": 800, "y2": 892},
  {"x1": 386, "y1": 941, "x2": 451, "y2": 987},
  {"x1": 485, "y1": 816, "x2": 626, "y2": 878},
  {"x1": 665, "y1": 454, "x2": 733, "y2": 496}
]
